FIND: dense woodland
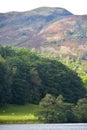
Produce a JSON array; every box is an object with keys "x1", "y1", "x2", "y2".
[
  {"x1": 39, "y1": 94, "x2": 87, "y2": 123},
  {"x1": 0, "y1": 46, "x2": 87, "y2": 123}
]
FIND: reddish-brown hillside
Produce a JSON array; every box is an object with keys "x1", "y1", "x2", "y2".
[
  {"x1": 0, "y1": 7, "x2": 87, "y2": 60},
  {"x1": 39, "y1": 15, "x2": 87, "y2": 59}
]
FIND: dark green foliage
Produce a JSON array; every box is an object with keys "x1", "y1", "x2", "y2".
[
  {"x1": 0, "y1": 46, "x2": 86, "y2": 105},
  {"x1": 39, "y1": 94, "x2": 76, "y2": 123},
  {"x1": 0, "y1": 57, "x2": 12, "y2": 105},
  {"x1": 36, "y1": 59, "x2": 85, "y2": 103},
  {"x1": 0, "y1": 46, "x2": 16, "y2": 58},
  {"x1": 12, "y1": 79, "x2": 29, "y2": 105},
  {"x1": 74, "y1": 98, "x2": 87, "y2": 122},
  {"x1": 39, "y1": 94, "x2": 87, "y2": 123}
]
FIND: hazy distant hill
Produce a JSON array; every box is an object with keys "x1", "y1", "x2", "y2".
[{"x1": 0, "y1": 7, "x2": 87, "y2": 60}]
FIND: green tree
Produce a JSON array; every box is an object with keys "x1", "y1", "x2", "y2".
[
  {"x1": 0, "y1": 57, "x2": 11, "y2": 105},
  {"x1": 8, "y1": 57, "x2": 31, "y2": 104},
  {"x1": 39, "y1": 94, "x2": 56, "y2": 123},
  {"x1": 40, "y1": 93, "x2": 55, "y2": 107},
  {"x1": 37, "y1": 59, "x2": 86, "y2": 103},
  {"x1": 12, "y1": 79, "x2": 29, "y2": 105},
  {"x1": 82, "y1": 75, "x2": 87, "y2": 90},
  {"x1": 0, "y1": 46, "x2": 86, "y2": 105},
  {"x1": 74, "y1": 98, "x2": 87, "y2": 122},
  {"x1": 39, "y1": 94, "x2": 76, "y2": 123},
  {"x1": 0, "y1": 46, "x2": 16, "y2": 58}
]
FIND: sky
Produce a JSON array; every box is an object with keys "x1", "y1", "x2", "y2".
[{"x1": 0, "y1": 0, "x2": 87, "y2": 15}]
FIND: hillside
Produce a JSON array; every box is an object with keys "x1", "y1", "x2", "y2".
[
  {"x1": 0, "y1": 7, "x2": 72, "y2": 46},
  {"x1": 0, "y1": 7, "x2": 87, "y2": 60},
  {"x1": 0, "y1": 46, "x2": 86, "y2": 105},
  {"x1": 40, "y1": 15, "x2": 87, "y2": 59}
]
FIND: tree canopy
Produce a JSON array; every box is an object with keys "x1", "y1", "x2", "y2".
[
  {"x1": 0, "y1": 46, "x2": 86, "y2": 105},
  {"x1": 39, "y1": 94, "x2": 87, "y2": 123}
]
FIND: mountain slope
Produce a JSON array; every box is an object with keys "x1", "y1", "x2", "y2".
[
  {"x1": 40, "y1": 15, "x2": 87, "y2": 59},
  {"x1": 0, "y1": 7, "x2": 87, "y2": 60},
  {"x1": 0, "y1": 7, "x2": 72, "y2": 47}
]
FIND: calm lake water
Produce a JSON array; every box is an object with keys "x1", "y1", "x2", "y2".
[{"x1": 0, "y1": 124, "x2": 87, "y2": 130}]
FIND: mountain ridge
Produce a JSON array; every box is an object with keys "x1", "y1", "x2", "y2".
[{"x1": 0, "y1": 7, "x2": 87, "y2": 60}]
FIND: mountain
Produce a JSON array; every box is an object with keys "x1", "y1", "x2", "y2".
[
  {"x1": 0, "y1": 7, "x2": 72, "y2": 46},
  {"x1": 0, "y1": 7, "x2": 87, "y2": 60},
  {"x1": 40, "y1": 15, "x2": 87, "y2": 59}
]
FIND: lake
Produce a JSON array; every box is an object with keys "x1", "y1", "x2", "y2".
[{"x1": 0, "y1": 124, "x2": 87, "y2": 130}]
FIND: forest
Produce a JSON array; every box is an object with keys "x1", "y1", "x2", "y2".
[{"x1": 0, "y1": 46, "x2": 87, "y2": 123}]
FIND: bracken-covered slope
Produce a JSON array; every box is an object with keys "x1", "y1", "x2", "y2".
[
  {"x1": 0, "y1": 7, "x2": 72, "y2": 47},
  {"x1": 0, "y1": 7, "x2": 87, "y2": 60},
  {"x1": 40, "y1": 15, "x2": 87, "y2": 59}
]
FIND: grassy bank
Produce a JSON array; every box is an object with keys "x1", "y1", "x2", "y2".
[{"x1": 0, "y1": 104, "x2": 44, "y2": 124}]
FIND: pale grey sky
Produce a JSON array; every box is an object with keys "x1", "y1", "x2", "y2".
[{"x1": 0, "y1": 0, "x2": 87, "y2": 14}]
